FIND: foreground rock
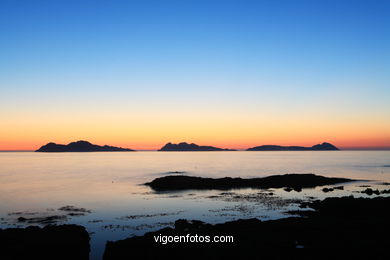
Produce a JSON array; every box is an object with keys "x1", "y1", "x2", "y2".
[
  {"x1": 158, "y1": 142, "x2": 235, "y2": 151},
  {"x1": 145, "y1": 173, "x2": 354, "y2": 191},
  {"x1": 104, "y1": 196, "x2": 390, "y2": 259},
  {"x1": 0, "y1": 224, "x2": 90, "y2": 260},
  {"x1": 361, "y1": 188, "x2": 390, "y2": 195},
  {"x1": 36, "y1": 140, "x2": 134, "y2": 152},
  {"x1": 247, "y1": 142, "x2": 339, "y2": 151}
]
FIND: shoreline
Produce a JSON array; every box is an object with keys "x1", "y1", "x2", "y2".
[
  {"x1": 104, "y1": 195, "x2": 390, "y2": 258},
  {"x1": 1, "y1": 195, "x2": 390, "y2": 259}
]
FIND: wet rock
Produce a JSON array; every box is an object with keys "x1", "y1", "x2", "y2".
[
  {"x1": 163, "y1": 171, "x2": 187, "y2": 175},
  {"x1": 361, "y1": 188, "x2": 380, "y2": 196},
  {"x1": 207, "y1": 191, "x2": 301, "y2": 210},
  {"x1": 118, "y1": 211, "x2": 184, "y2": 220},
  {"x1": 16, "y1": 215, "x2": 68, "y2": 224},
  {"x1": 145, "y1": 174, "x2": 356, "y2": 191},
  {"x1": 8, "y1": 207, "x2": 91, "y2": 225},
  {"x1": 58, "y1": 206, "x2": 91, "y2": 214},
  {"x1": 103, "y1": 196, "x2": 390, "y2": 259},
  {"x1": 8, "y1": 211, "x2": 39, "y2": 216},
  {"x1": 0, "y1": 224, "x2": 90, "y2": 260},
  {"x1": 67, "y1": 213, "x2": 86, "y2": 216},
  {"x1": 88, "y1": 219, "x2": 103, "y2": 223}
]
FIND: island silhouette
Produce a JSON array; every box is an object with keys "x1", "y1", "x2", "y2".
[
  {"x1": 247, "y1": 142, "x2": 339, "y2": 151},
  {"x1": 158, "y1": 142, "x2": 236, "y2": 151},
  {"x1": 35, "y1": 141, "x2": 339, "y2": 152},
  {"x1": 35, "y1": 140, "x2": 134, "y2": 152}
]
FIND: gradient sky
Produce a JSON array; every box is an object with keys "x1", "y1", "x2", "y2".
[{"x1": 1, "y1": 0, "x2": 390, "y2": 150}]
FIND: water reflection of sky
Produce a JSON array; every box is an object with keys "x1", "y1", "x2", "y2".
[{"x1": 0, "y1": 151, "x2": 389, "y2": 259}]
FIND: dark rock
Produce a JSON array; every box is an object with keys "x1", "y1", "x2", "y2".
[
  {"x1": 145, "y1": 174, "x2": 355, "y2": 191},
  {"x1": 36, "y1": 140, "x2": 134, "y2": 152},
  {"x1": 58, "y1": 206, "x2": 91, "y2": 213},
  {"x1": 158, "y1": 142, "x2": 235, "y2": 151},
  {"x1": 361, "y1": 188, "x2": 380, "y2": 196},
  {"x1": 164, "y1": 171, "x2": 187, "y2": 174},
  {"x1": 0, "y1": 225, "x2": 90, "y2": 260},
  {"x1": 103, "y1": 197, "x2": 390, "y2": 259},
  {"x1": 247, "y1": 142, "x2": 339, "y2": 151},
  {"x1": 67, "y1": 213, "x2": 86, "y2": 216},
  {"x1": 284, "y1": 187, "x2": 293, "y2": 192},
  {"x1": 16, "y1": 215, "x2": 68, "y2": 224},
  {"x1": 334, "y1": 186, "x2": 344, "y2": 190},
  {"x1": 322, "y1": 187, "x2": 334, "y2": 193}
]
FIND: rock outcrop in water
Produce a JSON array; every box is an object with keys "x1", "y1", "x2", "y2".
[
  {"x1": 145, "y1": 173, "x2": 354, "y2": 191},
  {"x1": 36, "y1": 140, "x2": 134, "y2": 152},
  {"x1": 158, "y1": 142, "x2": 235, "y2": 151},
  {"x1": 0, "y1": 224, "x2": 90, "y2": 260},
  {"x1": 247, "y1": 142, "x2": 339, "y2": 151},
  {"x1": 103, "y1": 196, "x2": 390, "y2": 259}
]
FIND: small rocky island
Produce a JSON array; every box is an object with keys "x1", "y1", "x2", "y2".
[
  {"x1": 159, "y1": 142, "x2": 235, "y2": 151},
  {"x1": 247, "y1": 142, "x2": 339, "y2": 151},
  {"x1": 36, "y1": 140, "x2": 134, "y2": 152},
  {"x1": 145, "y1": 173, "x2": 354, "y2": 191}
]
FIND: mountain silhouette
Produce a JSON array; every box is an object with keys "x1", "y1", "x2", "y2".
[
  {"x1": 158, "y1": 142, "x2": 235, "y2": 151},
  {"x1": 35, "y1": 140, "x2": 134, "y2": 152},
  {"x1": 247, "y1": 142, "x2": 339, "y2": 151}
]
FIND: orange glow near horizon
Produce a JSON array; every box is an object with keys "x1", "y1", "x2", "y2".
[
  {"x1": 1, "y1": 116, "x2": 390, "y2": 150},
  {"x1": 1, "y1": 101, "x2": 390, "y2": 150}
]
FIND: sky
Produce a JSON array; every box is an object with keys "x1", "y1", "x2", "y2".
[{"x1": 1, "y1": 0, "x2": 389, "y2": 150}]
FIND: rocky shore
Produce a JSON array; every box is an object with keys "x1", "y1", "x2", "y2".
[
  {"x1": 0, "y1": 224, "x2": 90, "y2": 260},
  {"x1": 2, "y1": 195, "x2": 390, "y2": 259},
  {"x1": 104, "y1": 196, "x2": 390, "y2": 259}
]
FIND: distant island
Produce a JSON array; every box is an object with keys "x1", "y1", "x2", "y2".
[
  {"x1": 35, "y1": 141, "x2": 339, "y2": 152},
  {"x1": 247, "y1": 142, "x2": 339, "y2": 151},
  {"x1": 158, "y1": 142, "x2": 235, "y2": 151},
  {"x1": 35, "y1": 140, "x2": 134, "y2": 152}
]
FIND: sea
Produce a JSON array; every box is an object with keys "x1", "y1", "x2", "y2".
[{"x1": 1, "y1": 151, "x2": 389, "y2": 259}]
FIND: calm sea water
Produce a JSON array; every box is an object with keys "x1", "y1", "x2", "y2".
[{"x1": 1, "y1": 151, "x2": 389, "y2": 259}]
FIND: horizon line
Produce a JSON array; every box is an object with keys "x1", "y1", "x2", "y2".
[{"x1": 2, "y1": 147, "x2": 390, "y2": 152}]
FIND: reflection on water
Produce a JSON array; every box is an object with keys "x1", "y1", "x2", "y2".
[{"x1": 0, "y1": 151, "x2": 389, "y2": 259}]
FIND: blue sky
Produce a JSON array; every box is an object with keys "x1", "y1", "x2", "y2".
[{"x1": 0, "y1": 0, "x2": 389, "y2": 149}]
